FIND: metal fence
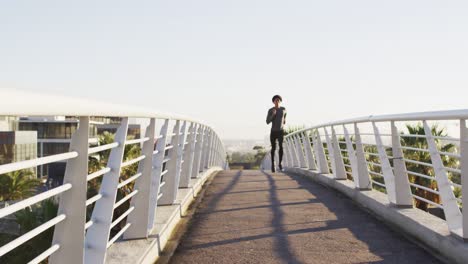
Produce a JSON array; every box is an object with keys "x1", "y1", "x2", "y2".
[
  {"x1": 0, "y1": 93, "x2": 227, "y2": 263},
  {"x1": 263, "y1": 109, "x2": 468, "y2": 240}
]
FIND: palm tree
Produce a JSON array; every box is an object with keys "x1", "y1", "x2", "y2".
[
  {"x1": 401, "y1": 123, "x2": 458, "y2": 211},
  {"x1": 0, "y1": 170, "x2": 41, "y2": 202},
  {"x1": 0, "y1": 199, "x2": 58, "y2": 263}
]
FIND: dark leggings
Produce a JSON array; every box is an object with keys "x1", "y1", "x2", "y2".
[{"x1": 270, "y1": 130, "x2": 284, "y2": 165}]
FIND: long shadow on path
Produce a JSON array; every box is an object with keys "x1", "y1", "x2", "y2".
[{"x1": 169, "y1": 170, "x2": 441, "y2": 264}]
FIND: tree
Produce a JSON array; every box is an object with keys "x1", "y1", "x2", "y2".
[
  {"x1": 0, "y1": 170, "x2": 41, "y2": 202},
  {"x1": 253, "y1": 146, "x2": 267, "y2": 168},
  {"x1": 229, "y1": 152, "x2": 255, "y2": 163},
  {"x1": 0, "y1": 199, "x2": 58, "y2": 263}
]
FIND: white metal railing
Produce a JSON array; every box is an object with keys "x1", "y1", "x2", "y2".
[
  {"x1": 0, "y1": 92, "x2": 227, "y2": 264},
  {"x1": 262, "y1": 109, "x2": 468, "y2": 241}
]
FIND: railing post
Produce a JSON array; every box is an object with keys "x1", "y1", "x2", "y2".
[
  {"x1": 302, "y1": 131, "x2": 317, "y2": 170},
  {"x1": 220, "y1": 138, "x2": 224, "y2": 167},
  {"x1": 294, "y1": 135, "x2": 307, "y2": 168},
  {"x1": 331, "y1": 126, "x2": 347, "y2": 180},
  {"x1": 343, "y1": 125, "x2": 359, "y2": 182},
  {"x1": 205, "y1": 129, "x2": 214, "y2": 169},
  {"x1": 180, "y1": 123, "x2": 196, "y2": 188},
  {"x1": 284, "y1": 138, "x2": 294, "y2": 168},
  {"x1": 159, "y1": 121, "x2": 182, "y2": 205},
  {"x1": 324, "y1": 128, "x2": 337, "y2": 174},
  {"x1": 124, "y1": 118, "x2": 157, "y2": 239},
  {"x1": 212, "y1": 134, "x2": 218, "y2": 167},
  {"x1": 201, "y1": 128, "x2": 210, "y2": 171},
  {"x1": 85, "y1": 118, "x2": 129, "y2": 264},
  {"x1": 290, "y1": 137, "x2": 300, "y2": 167},
  {"x1": 50, "y1": 117, "x2": 89, "y2": 264},
  {"x1": 283, "y1": 143, "x2": 291, "y2": 168},
  {"x1": 313, "y1": 129, "x2": 330, "y2": 174},
  {"x1": 209, "y1": 134, "x2": 215, "y2": 168},
  {"x1": 391, "y1": 121, "x2": 413, "y2": 207},
  {"x1": 296, "y1": 133, "x2": 307, "y2": 168},
  {"x1": 423, "y1": 121, "x2": 462, "y2": 233},
  {"x1": 213, "y1": 136, "x2": 219, "y2": 168},
  {"x1": 353, "y1": 123, "x2": 371, "y2": 190},
  {"x1": 192, "y1": 125, "x2": 204, "y2": 177},
  {"x1": 201, "y1": 129, "x2": 208, "y2": 170},
  {"x1": 461, "y1": 119, "x2": 468, "y2": 240},
  {"x1": 324, "y1": 127, "x2": 346, "y2": 180},
  {"x1": 177, "y1": 121, "x2": 187, "y2": 174},
  {"x1": 148, "y1": 119, "x2": 169, "y2": 228},
  {"x1": 372, "y1": 122, "x2": 397, "y2": 204},
  {"x1": 218, "y1": 137, "x2": 222, "y2": 167}
]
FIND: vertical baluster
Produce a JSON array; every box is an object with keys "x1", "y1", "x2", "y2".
[
  {"x1": 159, "y1": 121, "x2": 182, "y2": 205},
  {"x1": 290, "y1": 137, "x2": 300, "y2": 167},
  {"x1": 285, "y1": 138, "x2": 295, "y2": 168},
  {"x1": 283, "y1": 142, "x2": 291, "y2": 168},
  {"x1": 206, "y1": 129, "x2": 214, "y2": 169},
  {"x1": 147, "y1": 119, "x2": 169, "y2": 231},
  {"x1": 391, "y1": 121, "x2": 413, "y2": 207},
  {"x1": 302, "y1": 131, "x2": 317, "y2": 170},
  {"x1": 290, "y1": 137, "x2": 296, "y2": 168},
  {"x1": 200, "y1": 128, "x2": 210, "y2": 172},
  {"x1": 294, "y1": 135, "x2": 307, "y2": 168},
  {"x1": 460, "y1": 119, "x2": 468, "y2": 240},
  {"x1": 50, "y1": 117, "x2": 89, "y2": 264},
  {"x1": 125, "y1": 118, "x2": 157, "y2": 239},
  {"x1": 331, "y1": 126, "x2": 347, "y2": 180},
  {"x1": 213, "y1": 136, "x2": 219, "y2": 168},
  {"x1": 343, "y1": 125, "x2": 358, "y2": 182},
  {"x1": 218, "y1": 137, "x2": 223, "y2": 167},
  {"x1": 180, "y1": 123, "x2": 196, "y2": 188},
  {"x1": 213, "y1": 134, "x2": 219, "y2": 168},
  {"x1": 313, "y1": 129, "x2": 330, "y2": 174},
  {"x1": 353, "y1": 123, "x2": 371, "y2": 190},
  {"x1": 176, "y1": 121, "x2": 187, "y2": 183},
  {"x1": 192, "y1": 125, "x2": 204, "y2": 177},
  {"x1": 373, "y1": 122, "x2": 397, "y2": 204},
  {"x1": 296, "y1": 133, "x2": 307, "y2": 168},
  {"x1": 324, "y1": 128, "x2": 336, "y2": 174},
  {"x1": 85, "y1": 118, "x2": 129, "y2": 264},
  {"x1": 209, "y1": 135, "x2": 215, "y2": 168},
  {"x1": 423, "y1": 121, "x2": 462, "y2": 233}
]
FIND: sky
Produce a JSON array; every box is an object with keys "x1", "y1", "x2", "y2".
[{"x1": 1, "y1": 0, "x2": 467, "y2": 140}]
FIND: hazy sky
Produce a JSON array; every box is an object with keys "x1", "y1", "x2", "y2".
[{"x1": 1, "y1": 1, "x2": 467, "y2": 140}]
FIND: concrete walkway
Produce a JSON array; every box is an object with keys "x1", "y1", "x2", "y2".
[{"x1": 169, "y1": 170, "x2": 441, "y2": 264}]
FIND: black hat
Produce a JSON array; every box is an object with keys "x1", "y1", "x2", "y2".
[{"x1": 272, "y1": 95, "x2": 282, "y2": 102}]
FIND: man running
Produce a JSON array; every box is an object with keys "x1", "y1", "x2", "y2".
[{"x1": 266, "y1": 95, "x2": 287, "y2": 172}]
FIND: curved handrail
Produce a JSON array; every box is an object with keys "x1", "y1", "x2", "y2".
[
  {"x1": 286, "y1": 109, "x2": 468, "y2": 138},
  {"x1": 0, "y1": 89, "x2": 210, "y2": 126}
]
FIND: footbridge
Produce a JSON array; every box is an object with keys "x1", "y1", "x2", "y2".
[{"x1": 1, "y1": 93, "x2": 468, "y2": 263}]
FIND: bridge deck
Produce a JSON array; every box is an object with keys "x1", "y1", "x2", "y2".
[{"x1": 169, "y1": 170, "x2": 440, "y2": 264}]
